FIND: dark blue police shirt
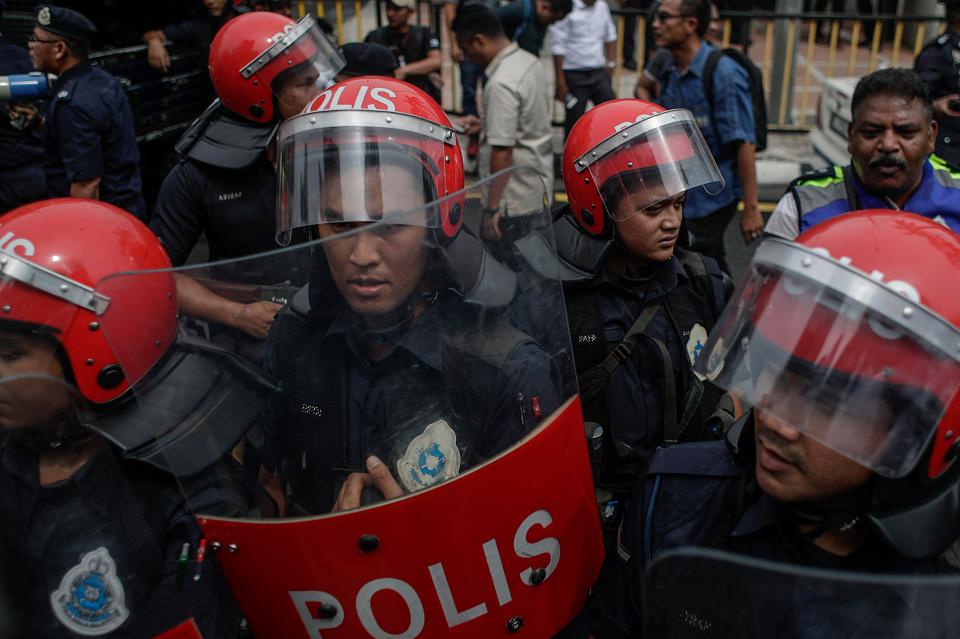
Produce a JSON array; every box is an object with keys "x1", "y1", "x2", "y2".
[
  {"x1": 588, "y1": 416, "x2": 954, "y2": 639},
  {"x1": 42, "y1": 61, "x2": 145, "y2": 219},
  {"x1": 150, "y1": 156, "x2": 279, "y2": 266}
]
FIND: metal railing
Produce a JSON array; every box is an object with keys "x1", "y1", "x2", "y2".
[{"x1": 607, "y1": 9, "x2": 943, "y2": 130}]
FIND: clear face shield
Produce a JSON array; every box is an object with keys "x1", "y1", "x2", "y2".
[
  {"x1": 573, "y1": 109, "x2": 723, "y2": 222},
  {"x1": 695, "y1": 239, "x2": 960, "y2": 479},
  {"x1": 94, "y1": 168, "x2": 604, "y2": 639},
  {"x1": 276, "y1": 109, "x2": 459, "y2": 245},
  {"x1": 244, "y1": 15, "x2": 345, "y2": 119}
]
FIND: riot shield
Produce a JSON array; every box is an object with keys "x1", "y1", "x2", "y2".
[
  {"x1": 642, "y1": 547, "x2": 960, "y2": 639},
  {"x1": 96, "y1": 168, "x2": 603, "y2": 639}
]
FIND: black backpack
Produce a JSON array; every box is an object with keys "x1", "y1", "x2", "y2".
[{"x1": 703, "y1": 47, "x2": 768, "y2": 152}]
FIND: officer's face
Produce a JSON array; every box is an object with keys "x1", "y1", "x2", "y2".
[
  {"x1": 386, "y1": 2, "x2": 413, "y2": 29},
  {"x1": 848, "y1": 94, "x2": 937, "y2": 200},
  {"x1": 0, "y1": 331, "x2": 75, "y2": 431},
  {"x1": 317, "y1": 163, "x2": 429, "y2": 328},
  {"x1": 27, "y1": 27, "x2": 63, "y2": 72},
  {"x1": 612, "y1": 188, "x2": 684, "y2": 262},
  {"x1": 203, "y1": 0, "x2": 230, "y2": 16},
  {"x1": 275, "y1": 66, "x2": 322, "y2": 120},
  {"x1": 753, "y1": 367, "x2": 878, "y2": 506}
]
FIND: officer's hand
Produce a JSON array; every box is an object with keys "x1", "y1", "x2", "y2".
[
  {"x1": 333, "y1": 455, "x2": 404, "y2": 512},
  {"x1": 147, "y1": 40, "x2": 171, "y2": 74},
  {"x1": 481, "y1": 209, "x2": 504, "y2": 241},
  {"x1": 933, "y1": 95, "x2": 960, "y2": 119},
  {"x1": 8, "y1": 103, "x2": 39, "y2": 129},
  {"x1": 456, "y1": 115, "x2": 481, "y2": 136},
  {"x1": 740, "y1": 203, "x2": 764, "y2": 244},
  {"x1": 231, "y1": 300, "x2": 282, "y2": 339},
  {"x1": 555, "y1": 77, "x2": 569, "y2": 104}
]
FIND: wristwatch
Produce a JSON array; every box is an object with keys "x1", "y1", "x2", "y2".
[
  {"x1": 482, "y1": 206, "x2": 500, "y2": 218},
  {"x1": 606, "y1": 61, "x2": 617, "y2": 70}
]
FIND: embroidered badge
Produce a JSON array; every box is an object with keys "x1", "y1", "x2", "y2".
[
  {"x1": 396, "y1": 419, "x2": 461, "y2": 492},
  {"x1": 685, "y1": 323, "x2": 708, "y2": 366},
  {"x1": 50, "y1": 547, "x2": 129, "y2": 636},
  {"x1": 37, "y1": 6, "x2": 51, "y2": 26}
]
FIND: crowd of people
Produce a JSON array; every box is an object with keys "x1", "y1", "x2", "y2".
[{"x1": 3, "y1": 0, "x2": 960, "y2": 638}]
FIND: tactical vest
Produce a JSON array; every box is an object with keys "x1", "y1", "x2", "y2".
[
  {"x1": 564, "y1": 247, "x2": 730, "y2": 500},
  {"x1": 267, "y1": 292, "x2": 533, "y2": 514},
  {"x1": 790, "y1": 157, "x2": 960, "y2": 234}
]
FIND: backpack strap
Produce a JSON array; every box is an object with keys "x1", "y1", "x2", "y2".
[
  {"x1": 701, "y1": 48, "x2": 726, "y2": 137},
  {"x1": 593, "y1": 302, "x2": 662, "y2": 384}
]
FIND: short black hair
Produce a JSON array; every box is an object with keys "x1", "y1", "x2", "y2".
[
  {"x1": 63, "y1": 36, "x2": 89, "y2": 60},
  {"x1": 947, "y1": 1, "x2": 960, "y2": 25},
  {"x1": 452, "y1": 4, "x2": 504, "y2": 40},
  {"x1": 548, "y1": 0, "x2": 572, "y2": 18},
  {"x1": 851, "y1": 68, "x2": 932, "y2": 122},
  {"x1": 680, "y1": 0, "x2": 710, "y2": 38}
]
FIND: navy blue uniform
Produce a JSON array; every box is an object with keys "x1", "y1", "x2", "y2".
[
  {"x1": 588, "y1": 413, "x2": 957, "y2": 639},
  {"x1": 42, "y1": 61, "x2": 144, "y2": 219},
  {"x1": 264, "y1": 291, "x2": 562, "y2": 514},
  {"x1": 150, "y1": 157, "x2": 280, "y2": 266},
  {"x1": 0, "y1": 438, "x2": 242, "y2": 638},
  {"x1": 0, "y1": 38, "x2": 46, "y2": 212},
  {"x1": 915, "y1": 30, "x2": 960, "y2": 167}
]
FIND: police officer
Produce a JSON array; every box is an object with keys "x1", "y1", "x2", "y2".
[
  {"x1": 0, "y1": 198, "x2": 278, "y2": 638},
  {"x1": 27, "y1": 5, "x2": 145, "y2": 219},
  {"x1": 0, "y1": 0, "x2": 46, "y2": 213},
  {"x1": 916, "y1": 0, "x2": 960, "y2": 168},
  {"x1": 150, "y1": 11, "x2": 342, "y2": 347},
  {"x1": 555, "y1": 98, "x2": 733, "y2": 534},
  {"x1": 589, "y1": 210, "x2": 960, "y2": 638},
  {"x1": 262, "y1": 77, "x2": 562, "y2": 515}
]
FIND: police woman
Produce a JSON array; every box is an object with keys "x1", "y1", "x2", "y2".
[{"x1": 555, "y1": 98, "x2": 733, "y2": 535}]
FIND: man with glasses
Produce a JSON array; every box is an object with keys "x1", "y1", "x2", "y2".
[
  {"x1": 28, "y1": 5, "x2": 144, "y2": 219},
  {"x1": 647, "y1": 0, "x2": 760, "y2": 273}
]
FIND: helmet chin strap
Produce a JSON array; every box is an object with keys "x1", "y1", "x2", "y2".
[
  {"x1": 354, "y1": 290, "x2": 439, "y2": 344},
  {"x1": 774, "y1": 493, "x2": 869, "y2": 541},
  {"x1": 15, "y1": 410, "x2": 96, "y2": 455}
]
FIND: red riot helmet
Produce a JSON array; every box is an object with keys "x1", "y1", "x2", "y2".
[
  {"x1": 276, "y1": 77, "x2": 466, "y2": 246},
  {"x1": 561, "y1": 98, "x2": 723, "y2": 238},
  {"x1": 208, "y1": 12, "x2": 343, "y2": 124},
  {"x1": 0, "y1": 199, "x2": 177, "y2": 405},
  {"x1": 695, "y1": 210, "x2": 960, "y2": 559}
]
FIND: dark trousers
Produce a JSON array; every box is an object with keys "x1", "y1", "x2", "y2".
[
  {"x1": 685, "y1": 199, "x2": 739, "y2": 275},
  {"x1": 459, "y1": 59, "x2": 483, "y2": 116},
  {"x1": 564, "y1": 68, "x2": 617, "y2": 136}
]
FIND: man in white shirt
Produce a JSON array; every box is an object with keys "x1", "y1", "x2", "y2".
[
  {"x1": 453, "y1": 4, "x2": 554, "y2": 239},
  {"x1": 549, "y1": 0, "x2": 618, "y2": 135}
]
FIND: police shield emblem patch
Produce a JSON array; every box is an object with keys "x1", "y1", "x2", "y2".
[
  {"x1": 397, "y1": 419, "x2": 461, "y2": 492},
  {"x1": 51, "y1": 547, "x2": 129, "y2": 636},
  {"x1": 685, "y1": 323, "x2": 708, "y2": 366}
]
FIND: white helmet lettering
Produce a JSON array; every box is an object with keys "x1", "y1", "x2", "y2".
[
  {"x1": 311, "y1": 87, "x2": 397, "y2": 112},
  {"x1": 0, "y1": 231, "x2": 36, "y2": 257}
]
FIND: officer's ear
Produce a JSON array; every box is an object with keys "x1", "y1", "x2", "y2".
[{"x1": 928, "y1": 117, "x2": 939, "y2": 155}]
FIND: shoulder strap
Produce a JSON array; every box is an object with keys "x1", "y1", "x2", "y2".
[
  {"x1": 841, "y1": 164, "x2": 861, "y2": 210},
  {"x1": 701, "y1": 48, "x2": 725, "y2": 132},
  {"x1": 675, "y1": 249, "x2": 725, "y2": 321},
  {"x1": 594, "y1": 302, "x2": 661, "y2": 382}
]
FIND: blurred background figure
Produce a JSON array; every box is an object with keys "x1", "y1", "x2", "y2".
[
  {"x1": 0, "y1": 0, "x2": 46, "y2": 213},
  {"x1": 365, "y1": 0, "x2": 441, "y2": 103},
  {"x1": 142, "y1": 0, "x2": 244, "y2": 76}
]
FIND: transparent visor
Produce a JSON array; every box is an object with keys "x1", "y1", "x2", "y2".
[
  {"x1": 276, "y1": 115, "x2": 457, "y2": 245},
  {"x1": 695, "y1": 251, "x2": 960, "y2": 478},
  {"x1": 95, "y1": 167, "x2": 577, "y2": 519},
  {"x1": 644, "y1": 548, "x2": 960, "y2": 638},
  {"x1": 245, "y1": 16, "x2": 345, "y2": 117},
  {"x1": 579, "y1": 111, "x2": 723, "y2": 222}
]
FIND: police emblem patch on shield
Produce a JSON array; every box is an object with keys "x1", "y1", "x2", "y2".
[
  {"x1": 397, "y1": 419, "x2": 461, "y2": 492},
  {"x1": 685, "y1": 323, "x2": 708, "y2": 366},
  {"x1": 37, "y1": 6, "x2": 51, "y2": 25},
  {"x1": 51, "y1": 547, "x2": 129, "y2": 636}
]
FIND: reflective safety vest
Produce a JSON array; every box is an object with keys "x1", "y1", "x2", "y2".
[{"x1": 790, "y1": 156, "x2": 960, "y2": 234}]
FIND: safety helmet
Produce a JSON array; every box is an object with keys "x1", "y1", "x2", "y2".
[
  {"x1": 0, "y1": 199, "x2": 177, "y2": 405},
  {"x1": 695, "y1": 211, "x2": 960, "y2": 558},
  {"x1": 208, "y1": 12, "x2": 343, "y2": 124},
  {"x1": 276, "y1": 76, "x2": 465, "y2": 246},
  {"x1": 561, "y1": 98, "x2": 723, "y2": 238}
]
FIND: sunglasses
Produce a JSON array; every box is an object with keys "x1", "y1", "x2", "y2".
[
  {"x1": 654, "y1": 11, "x2": 689, "y2": 22},
  {"x1": 27, "y1": 33, "x2": 63, "y2": 44}
]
